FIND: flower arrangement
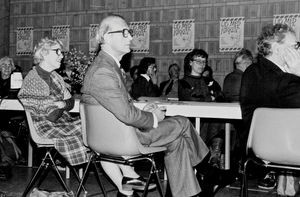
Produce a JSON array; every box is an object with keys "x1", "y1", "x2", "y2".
[{"x1": 60, "y1": 48, "x2": 95, "y2": 94}]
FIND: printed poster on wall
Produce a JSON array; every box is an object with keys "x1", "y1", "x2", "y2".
[
  {"x1": 89, "y1": 24, "x2": 99, "y2": 54},
  {"x1": 16, "y1": 27, "x2": 33, "y2": 56},
  {"x1": 52, "y1": 25, "x2": 70, "y2": 52},
  {"x1": 274, "y1": 14, "x2": 300, "y2": 40},
  {"x1": 219, "y1": 17, "x2": 244, "y2": 52},
  {"x1": 172, "y1": 19, "x2": 194, "y2": 53},
  {"x1": 129, "y1": 21, "x2": 150, "y2": 53}
]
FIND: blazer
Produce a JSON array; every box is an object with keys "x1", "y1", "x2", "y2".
[
  {"x1": 240, "y1": 56, "x2": 300, "y2": 133},
  {"x1": 81, "y1": 51, "x2": 154, "y2": 131}
]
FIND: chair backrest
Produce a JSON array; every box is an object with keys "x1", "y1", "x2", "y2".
[
  {"x1": 80, "y1": 102, "x2": 143, "y2": 156},
  {"x1": 25, "y1": 111, "x2": 53, "y2": 146},
  {"x1": 247, "y1": 108, "x2": 300, "y2": 165}
]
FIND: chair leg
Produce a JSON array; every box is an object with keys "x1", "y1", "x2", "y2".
[
  {"x1": 142, "y1": 157, "x2": 164, "y2": 197},
  {"x1": 241, "y1": 159, "x2": 250, "y2": 197},
  {"x1": 93, "y1": 160, "x2": 107, "y2": 197},
  {"x1": 71, "y1": 166, "x2": 87, "y2": 194},
  {"x1": 76, "y1": 155, "x2": 93, "y2": 197},
  {"x1": 22, "y1": 157, "x2": 48, "y2": 197},
  {"x1": 48, "y1": 152, "x2": 72, "y2": 193}
]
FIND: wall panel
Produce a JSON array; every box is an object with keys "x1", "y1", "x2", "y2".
[{"x1": 6, "y1": 0, "x2": 300, "y2": 87}]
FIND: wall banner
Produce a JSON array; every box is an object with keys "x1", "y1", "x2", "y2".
[
  {"x1": 89, "y1": 24, "x2": 99, "y2": 55},
  {"x1": 219, "y1": 17, "x2": 244, "y2": 52},
  {"x1": 52, "y1": 25, "x2": 70, "y2": 52},
  {"x1": 172, "y1": 19, "x2": 194, "y2": 53},
  {"x1": 274, "y1": 14, "x2": 300, "y2": 40},
  {"x1": 16, "y1": 27, "x2": 33, "y2": 56},
  {"x1": 129, "y1": 21, "x2": 150, "y2": 53}
]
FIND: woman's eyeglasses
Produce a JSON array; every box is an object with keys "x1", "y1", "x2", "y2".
[
  {"x1": 192, "y1": 59, "x2": 206, "y2": 65},
  {"x1": 51, "y1": 48, "x2": 62, "y2": 55},
  {"x1": 107, "y1": 29, "x2": 134, "y2": 38}
]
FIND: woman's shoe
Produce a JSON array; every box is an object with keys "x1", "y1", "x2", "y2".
[
  {"x1": 117, "y1": 191, "x2": 140, "y2": 197},
  {"x1": 122, "y1": 176, "x2": 156, "y2": 191}
]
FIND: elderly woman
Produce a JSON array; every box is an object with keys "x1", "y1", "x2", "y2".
[
  {"x1": 18, "y1": 38, "x2": 87, "y2": 166},
  {"x1": 0, "y1": 56, "x2": 16, "y2": 98}
]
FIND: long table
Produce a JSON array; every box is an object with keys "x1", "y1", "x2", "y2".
[{"x1": 0, "y1": 99, "x2": 242, "y2": 169}]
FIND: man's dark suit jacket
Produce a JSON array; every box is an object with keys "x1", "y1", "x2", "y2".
[{"x1": 240, "y1": 56, "x2": 300, "y2": 139}]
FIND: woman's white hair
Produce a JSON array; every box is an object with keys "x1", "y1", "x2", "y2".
[
  {"x1": 0, "y1": 56, "x2": 15, "y2": 70},
  {"x1": 33, "y1": 37, "x2": 63, "y2": 64},
  {"x1": 95, "y1": 14, "x2": 126, "y2": 44}
]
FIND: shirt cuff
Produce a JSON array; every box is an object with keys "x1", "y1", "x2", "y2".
[{"x1": 152, "y1": 112, "x2": 158, "y2": 128}]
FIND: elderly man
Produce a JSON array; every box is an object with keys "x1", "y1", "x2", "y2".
[
  {"x1": 240, "y1": 23, "x2": 300, "y2": 190},
  {"x1": 81, "y1": 14, "x2": 233, "y2": 197}
]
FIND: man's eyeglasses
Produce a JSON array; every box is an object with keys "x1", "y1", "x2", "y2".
[
  {"x1": 107, "y1": 29, "x2": 134, "y2": 38},
  {"x1": 294, "y1": 41, "x2": 300, "y2": 50},
  {"x1": 51, "y1": 48, "x2": 62, "y2": 55}
]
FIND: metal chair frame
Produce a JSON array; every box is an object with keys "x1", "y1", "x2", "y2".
[
  {"x1": 22, "y1": 111, "x2": 86, "y2": 197},
  {"x1": 76, "y1": 102, "x2": 166, "y2": 197}
]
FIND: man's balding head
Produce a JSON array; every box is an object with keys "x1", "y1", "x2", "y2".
[{"x1": 96, "y1": 14, "x2": 126, "y2": 44}]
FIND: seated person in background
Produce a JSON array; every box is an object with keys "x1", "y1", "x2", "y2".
[
  {"x1": 223, "y1": 48, "x2": 253, "y2": 102},
  {"x1": 130, "y1": 57, "x2": 160, "y2": 100},
  {"x1": 202, "y1": 65, "x2": 224, "y2": 102},
  {"x1": 179, "y1": 49, "x2": 211, "y2": 101},
  {"x1": 129, "y1": 65, "x2": 139, "y2": 82},
  {"x1": 159, "y1": 63, "x2": 183, "y2": 99},
  {"x1": 18, "y1": 38, "x2": 88, "y2": 166},
  {"x1": 125, "y1": 65, "x2": 139, "y2": 94},
  {"x1": 0, "y1": 56, "x2": 24, "y2": 132},
  {"x1": 180, "y1": 49, "x2": 226, "y2": 169},
  {"x1": 0, "y1": 56, "x2": 16, "y2": 98}
]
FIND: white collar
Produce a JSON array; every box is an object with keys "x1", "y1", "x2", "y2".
[
  {"x1": 104, "y1": 50, "x2": 121, "y2": 68},
  {"x1": 141, "y1": 74, "x2": 150, "y2": 81}
]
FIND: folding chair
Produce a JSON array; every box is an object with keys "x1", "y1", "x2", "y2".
[
  {"x1": 22, "y1": 111, "x2": 85, "y2": 197},
  {"x1": 76, "y1": 102, "x2": 166, "y2": 197},
  {"x1": 241, "y1": 108, "x2": 300, "y2": 197}
]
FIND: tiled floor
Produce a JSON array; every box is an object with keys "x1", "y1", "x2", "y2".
[{"x1": 0, "y1": 165, "x2": 285, "y2": 197}]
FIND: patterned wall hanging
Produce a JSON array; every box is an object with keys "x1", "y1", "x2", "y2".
[
  {"x1": 129, "y1": 21, "x2": 150, "y2": 53},
  {"x1": 274, "y1": 13, "x2": 300, "y2": 40},
  {"x1": 16, "y1": 27, "x2": 33, "y2": 56},
  {"x1": 172, "y1": 19, "x2": 194, "y2": 53},
  {"x1": 219, "y1": 17, "x2": 244, "y2": 52},
  {"x1": 52, "y1": 25, "x2": 70, "y2": 52}
]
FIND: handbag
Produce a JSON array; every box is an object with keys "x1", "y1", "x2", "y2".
[{"x1": 29, "y1": 188, "x2": 74, "y2": 197}]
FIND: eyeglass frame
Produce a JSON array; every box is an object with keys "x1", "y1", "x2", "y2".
[
  {"x1": 294, "y1": 41, "x2": 300, "y2": 50},
  {"x1": 51, "y1": 48, "x2": 62, "y2": 55},
  {"x1": 107, "y1": 29, "x2": 134, "y2": 38},
  {"x1": 192, "y1": 59, "x2": 206, "y2": 65}
]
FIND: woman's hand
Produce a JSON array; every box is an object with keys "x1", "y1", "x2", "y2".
[{"x1": 53, "y1": 101, "x2": 66, "y2": 109}]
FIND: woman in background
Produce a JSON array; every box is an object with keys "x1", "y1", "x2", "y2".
[{"x1": 0, "y1": 57, "x2": 16, "y2": 98}]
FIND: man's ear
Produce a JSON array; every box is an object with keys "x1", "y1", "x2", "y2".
[{"x1": 102, "y1": 33, "x2": 109, "y2": 44}]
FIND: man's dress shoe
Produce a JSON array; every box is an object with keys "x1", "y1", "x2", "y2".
[
  {"x1": 117, "y1": 191, "x2": 140, "y2": 197},
  {"x1": 122, "y1": 176, "x2": 156, "y2": 191}
]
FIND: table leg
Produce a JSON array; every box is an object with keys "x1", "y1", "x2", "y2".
[
  {"x1": 225, "y1": 123, "x2": 231, "y2": 170},
  {"x1": 195, "y1": 117, "x2": 200, "y2": 135},
  {"x1": 28, "y1": 140, "x2": 32, "y2": 167}
]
